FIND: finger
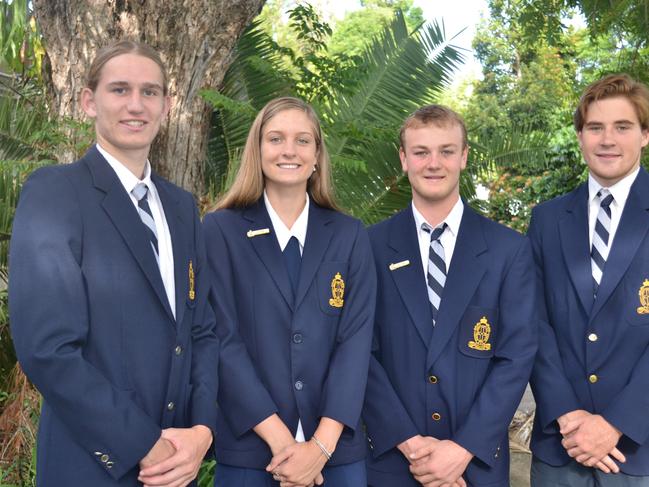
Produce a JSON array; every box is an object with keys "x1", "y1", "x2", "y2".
[
  {"x1": 315, "y1": 473, "x2": 324, "y2": 485},
  {"x1": 567, "y1": 446, "x2": 584, "y2": 459},
  {"x1": 139, "y1": 463, "x2": 190, "y2": 486},
  {"x1": 599, "y1": 455, "x2": 619, "y2": 474},
  {"x1": 410, "y1": 444, "x2": 437, "y2": 461},
  {"x1": 457, "y1": 477, "x2": 467, "y2": 487},
  {"x1": 610, "y1": 448, "x2": 626, "y2": 464},
  {"x1": 139, "y1": 450, "x2": 186, "y2": 477},
  {"x1": 560, "y1": 420, "x2": 581, "y2": 436},
  {"x1": 267, "y1": 450, "x2": 292, "y2": 472}
]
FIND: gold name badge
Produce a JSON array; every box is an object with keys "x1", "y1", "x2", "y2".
[
  {"x1": 389, "y1": 260, "x2": 410, "y2": 271},
  {"x1": 468, "y1": 316, "x2": 492, "y2": 351},
  {"x1": 329, "y1": 272, "x2": 345, "y2": 308},
  {"x1": 637, "y1": 279, "x2": 649, "y2": 314},
  {"x1": 188, "y1": 260, "x2": 195, "y2": 300},
  {"x1": 247, "y1": 228, "x2": 271, "y2": 238}
]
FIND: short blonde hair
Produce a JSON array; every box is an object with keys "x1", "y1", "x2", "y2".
[
  {"x1": 399, "y1": 104, "x2": 468, "y2": 149},
  {"x1": 214, "y1": 97, "x2": 338, "y2": 210}
]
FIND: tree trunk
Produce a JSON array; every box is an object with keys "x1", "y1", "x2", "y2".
[{"x1": 33, "y1": 0, "x2": 266, "y2": 195}]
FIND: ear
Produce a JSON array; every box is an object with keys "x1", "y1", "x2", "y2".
[
  {"x1": 399, "y1": 147, "x2": 408, "y2": 172},
  {"x1": 641, "y1": 128, "x2": 649, "y2": 149},
  {"x1": 163, "y1": 95, "x2": 172, "y2": 118},
  {"x1": 80, "y1": 87, "x2": 97, "y2": 118},
  {"x1": 460, "y1": 145, "x2": 468, "y2": 171}
]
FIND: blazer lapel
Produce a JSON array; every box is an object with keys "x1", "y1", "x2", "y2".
[
  {"x1": 85, "y1": 147, "x2": 175, "y2": 322},
  {"x1": 155, "y1": 175, "x2": 189, "y2": 326},
  {"x1": 591, "y1": 169, "x2": 649, "y2": 320},
  {"x1": 387, "y1": 209, "x2": 434, "y2": 346},
  {"x1": 426, "y1": 207, "x2": 487, "y2": 369},
  {"x1": 295, "y1": 204, "x2": 334, "y2": 309},
  {"x1": 558, "y1": 184, "x2": 594, "y2": 316},
  {"x1": 243, "y1": 200, "x2": 296, "y2": 310}
]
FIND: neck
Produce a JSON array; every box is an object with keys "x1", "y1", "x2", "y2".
[
  {"x1": 413, "y1": 193, "x2": 458, "y2": 227},
  {"x1": 265, "y1": 185, "x2": 307, "y2": 229},
  {"x1": 97, "y1": 141, "x2": 149, "y2": 179}
]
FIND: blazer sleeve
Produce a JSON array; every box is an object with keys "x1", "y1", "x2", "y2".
[
  {"x1": 318, "y1": 220, "x2": 376, "y2": 431},
  {"x1": 527, "y1": 208, "x2": 582, "y2": 433},
  {"x1": 187, "y1": 201, "x2": 220, "y2": 435},
  {"x1": 363, "y1": 334, "x2": 420, "y2": 457},
  {"x1": 452, "y1": 237, "x2": 538, "y2": 467},
  {"x1": 603, "y1": 343, "x2": 649, "y2": 444},
  {"x1": 9, "y1": 168, "x2": 161, "y2": 481},
  {"x1": 202, "y1": 213, "x2": 278, "y2": 437}
]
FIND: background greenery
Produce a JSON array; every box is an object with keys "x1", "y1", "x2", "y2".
[{"x1": 1, "y1": 0, "x2": 648, "y2": 484}]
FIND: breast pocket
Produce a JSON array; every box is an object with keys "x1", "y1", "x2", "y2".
[
  {"x1": 626, "y1": 277, "x2": 649, "y2": 326},
  {"x1": 458, "y1": 306, "x2": 499, "y2": 358},
  {"x1": 316, "y1": 261, "x2": 349, "y2": 316}
]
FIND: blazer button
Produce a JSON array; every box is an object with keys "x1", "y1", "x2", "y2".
[
  {"x1": 167, "y1": 401, "x2": 175, "y2": 411},
  {"x1": 428, "y1": 375, "x2": 438, "y2": 384},
  {"x1": 294, "y1": 380, "x2": 304, "y2": 391},
  {"x1": 100, "y1": 454, "x2": 109, "y2": 463},
  {"x1": 588, "y1": 333, "x2": 598, "y2": 342},
  {"x1": 292, "y1": 333, "x2": 303, "y2": 344},
  {"x1": 175, "y1": 345, "x2": 183, "y2": 355},
  {"x1": 431, "y1": 412, "x2": 441, "y2": 421},
  {"x1": 588, "y1": 374, "x2": 598, "y2": 383},
  {"x1": 106, "y1": 461, "x2": 114, "y2": 468}
]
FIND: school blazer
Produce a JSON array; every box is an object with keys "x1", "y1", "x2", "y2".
[
  {"x1": 9, "y1": 146, "x2": 219, "y2": 486},
  {"x1": 203, "y1": 199, "x2": 376, "y2": 469},
  {"x1": 363, "y1": 204, "x2": 537, "y2": 487},
  {"x1": 529, "y1": 168, "x2": 649, "y2": 475}
]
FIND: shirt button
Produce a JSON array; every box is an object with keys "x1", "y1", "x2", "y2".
[
  {"x1": 167, "y1": 401, "x2": 175, "y2": 411},
  {"x1": 175, "y1": 345, "x2": 183, "y2": 355},
  {"x1": 589, "y1": 374, "x2": 598, "y2": 384},
  {"x1": 428, "y1": 375, "x2": 438, "y2": 384},
  {"x1": 292, "y1": 333, "x2": 303, "y2": 344},
  {"x1": 294, "y1": 380, "x2": 303, "y2": 391},
  {"x1": 431, "y1": 412, "x2": 441, "y2": 421},
  {"x1": 588, "y1": 333, "x2": 598, "y2": 342}
]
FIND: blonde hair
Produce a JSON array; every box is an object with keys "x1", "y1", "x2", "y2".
[
  {"x1": 214, "y1": 97, "x2": 338, "y2": 210},
  {"x1": 399, "y1": 104, "x2": 468, "y2": 149}
]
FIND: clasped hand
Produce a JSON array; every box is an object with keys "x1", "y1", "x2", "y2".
[{"x1": 266, "y1": 440, "x2": 326, "y2": 487}]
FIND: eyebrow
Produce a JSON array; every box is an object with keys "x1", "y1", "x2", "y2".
[
  {"x1": 265, "y1": 130, "x2": 314, "y2": 137},
  {"x1": 106, "y1": 81, "x2": 164, "y2": 91},
  {"x1": 585, "y1": 119, "x2": 636, "y2": 126}
]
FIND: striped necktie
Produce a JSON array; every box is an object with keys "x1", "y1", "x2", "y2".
[
  {"x1": 591, "y1": 189, "x2": 614, "y2": 296},
  {"x1": 132, "y1": 182, "x2": 159, "y2": 260},
  {"x1": 422, "y1": 222, "x2": 448, "y2": 325}
]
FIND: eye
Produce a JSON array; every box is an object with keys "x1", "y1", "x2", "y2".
[
  {"x1": 414, "y1": 151, "x2": 429, "y2": 157},
  {"x1": 112, "y1": 87, "x2": 126, "y2": 95},
  {"x1": 297, "y1": 137, "x2": 312, "y2": 145},
  {"x1": 587, "y1": 125, "x2": 603, "y2": 133},
  {"x1": 617, "y1": 124, "x2": 631, "y2": 132},
  {"x1": 143, "y1": 88, "x2": 158, "y2": 97},
  {"x1": 268, "y1": 136, "x2": 282, "y2": 143},
  {"x1": 441, "y1": 150, "x2": 455, "y2": 156}
]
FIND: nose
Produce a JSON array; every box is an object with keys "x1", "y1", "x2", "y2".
[
  {"x1": 427, "y1": 152, "x2": 442, "y2": 169},
  {"x1": 127, "y1": 92, "x2": 144, "y2": 113},
  {"x1": 600, "y1": 126, "x2": 616, "y2": 146},
  {"x1": 281, "y1": 141, "x2": 297, "y2": 158}
]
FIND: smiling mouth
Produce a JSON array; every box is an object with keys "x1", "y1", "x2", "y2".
[
  {"x1": 122, "y1": 120, "x2": 146, "y2": 127},
  {"x1": 277, "y1": 163, "x2": 300, "y2": 169}
]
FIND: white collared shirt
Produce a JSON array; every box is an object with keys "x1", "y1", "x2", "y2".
[
  {"x1": 263, "y1": 190, "x2": 309, "y2": 442},
  {"x1": 264, "y1": 191, "x2": 309, "y2": 255},
  {"x1": 412, "y1": 197, "x2": 464, "y2": 279},
  {"x1": 97, "y1": 144, "x2": 176, "y2": 318},
  {"x1": 587, "y1": 167, "x2": 639, "y2": 255}
]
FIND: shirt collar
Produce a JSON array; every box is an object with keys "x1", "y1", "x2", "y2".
[
  {"x1": 588, "y1": 166, "x2": 639, "y2": 208},
  {"x1": 411, "y1": 197, "x2": 464, "y2": 238},
  {"x1": 97, "y1": 143, "x2": 152, "y2": 193},
  {"x1": 263, "y1": 190, "x2": 310, "y2": 249}
]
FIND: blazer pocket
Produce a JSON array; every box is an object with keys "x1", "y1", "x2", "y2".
[
  {"x1": 626, "y1": 277, "x2": 649, "y2": 326},
  {"x1": 458, "y1": 306, "x2": 499, "y2": 358},
  {"x1": 316, "y1": 261, "x2": 349, "y2": 316}
]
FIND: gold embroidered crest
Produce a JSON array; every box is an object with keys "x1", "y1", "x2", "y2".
[
  {"x1": 329, "y1": 272, "x2": 345, "y2": 308},
  {"x1": 189, "y1": 260, "x2": 195, "y2": 300},
  {"x1": 637, "y1": 279, "x2": 649, "y2": 314},
  {"x1": 468, "y1": 316, "x2": 492, "y2": 351}
]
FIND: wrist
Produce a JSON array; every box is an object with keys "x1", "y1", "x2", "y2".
[
  {"x1": 192, "y1": 425, "x2": 213, "y2": 448},
  {"x1": 311, "y1": 434, "x2": 333, "y2": 461}
]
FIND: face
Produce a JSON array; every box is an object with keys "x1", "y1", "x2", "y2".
[
  {"x1": 578, "y1": 96, "x2": 649, "y2": 187},
  {"x1": 81, "y1": 53, "x2": 170, "y2": 166},
  {"x1": 260, "y1": 109, "x2": 318, "y2": 193},
  {"x1": 400, "y1": 122, "x2": 467, "y2": 209}
]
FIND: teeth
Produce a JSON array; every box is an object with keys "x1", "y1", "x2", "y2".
[
  {"x1": 278, "y1": 164, "x2": 299, "y2": 169},
  {"x1": 124, "y1": 121, "x2": 144, "y2": 127}
]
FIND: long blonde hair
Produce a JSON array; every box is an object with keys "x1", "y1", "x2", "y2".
[{"x1": 214, "y1": 97, "x2": 338, "y2": 211}]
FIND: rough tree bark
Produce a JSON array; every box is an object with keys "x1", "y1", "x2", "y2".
[{"x1": 33, "y1": 0, "x2": 266, "y2": 194}]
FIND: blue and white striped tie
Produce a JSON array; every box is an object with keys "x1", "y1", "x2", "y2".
[
  {"x1": 422, "y1": 222, "x2": 447, "y2": 326},
  {"x1": 132, "y1": 182, "x2": 159, "y2": 260},
  {"x1": 591, "y1": 189, "x2": 614, "y2": 296}
]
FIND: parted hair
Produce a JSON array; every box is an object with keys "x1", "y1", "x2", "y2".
[
  {"x1": 399, "y1": 104, "x2": 468, "y2": 149},
  {"x1": 213, "y1": 97, "x2": 338, "y2": 211},
  {"x1": 574, "y1": 74, "x2": 649, "y2": 132},
  {"x1": 86, "y1": 40, "x2": 168, "y2": 95}
]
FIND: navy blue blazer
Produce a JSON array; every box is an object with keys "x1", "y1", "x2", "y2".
[
  {"x1": 529, "y1": 168, "x2": 649, "y2": 475},
  {"x1": 203, "y1": 199, "x2": 376, "y2": 469},
  {"x1": 363, "y1": 204, "x2": 537, "y2": 487},
  {"x1": 9, "y1": 146, "x2": 219, "y2": 486}
]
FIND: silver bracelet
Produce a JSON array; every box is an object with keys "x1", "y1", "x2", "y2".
[{"x1": 311, "y1": 434, "x2": 333, "y2": 460}]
